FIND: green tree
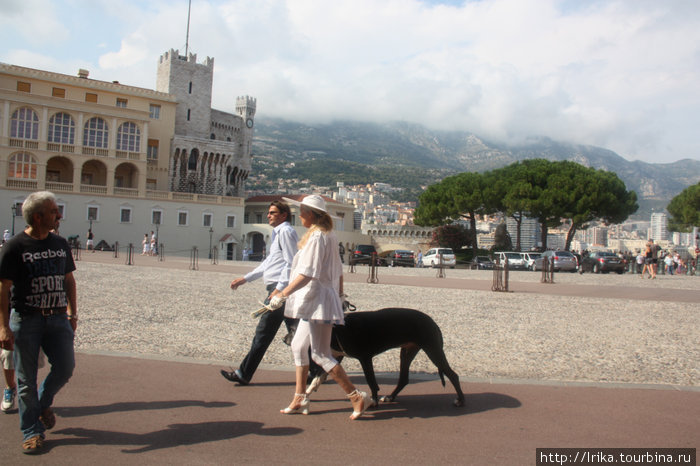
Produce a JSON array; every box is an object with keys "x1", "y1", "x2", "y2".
[
  {"x1": 415, "y1": 172, "x2": 488, "y2": 257},
  {"x1": 431, "y1": 224, "x2": 473, "y2": 252},
  {"x1": 667, "y1": 182, "x2": 700, "y2": 232},
  {"x1": 487, "y1": 163, "x2": 537, "y2": 251},
  {"x1": 556, "y1": 162, "x2": 638, "y2": 251}
]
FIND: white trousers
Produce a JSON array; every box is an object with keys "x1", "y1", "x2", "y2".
[{"x1": 290, "y1": 319, "x2": 338, "y2": 372}]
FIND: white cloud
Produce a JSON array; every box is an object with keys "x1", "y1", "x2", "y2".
[{"x1": 1, "y1": 0, "x2": 699, "y2": 164}]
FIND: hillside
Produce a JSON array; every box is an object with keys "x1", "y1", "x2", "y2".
[{"x1": 250, "y1": 118, "x2": 700, "y2": 217}]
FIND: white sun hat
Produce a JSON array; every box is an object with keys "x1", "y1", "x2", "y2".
[{"x1": 282, "y1": 195, "x2": 338, "y2": 218}]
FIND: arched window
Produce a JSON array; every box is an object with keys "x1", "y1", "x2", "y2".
[
  {"x1": 116, "y1": 122, "x2": 140, "y2": 151},
  {"x1": 83, "y1": 117, "x2": 109, "y2": 148},
  {"x1": 48, "y1": 112, "x2": 75, "y2": 144},
  {"x1": 8, "y1": 152, "x2": 38, "y2": 179},
  {"x1": 10, "y1": 107, "x2": 39, "y2": 139},
  {"x1": 188, "y1": 149, "x2": 199, "y2": 170}
]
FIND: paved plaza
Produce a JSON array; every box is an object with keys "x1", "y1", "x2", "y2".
[{"x1": 0, "y1": 252, "x2": 697, "y2": 464}]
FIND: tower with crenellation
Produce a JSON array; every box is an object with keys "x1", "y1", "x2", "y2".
[{"x1": 155, "y1": 49, "x2": 253, "y2": 196}]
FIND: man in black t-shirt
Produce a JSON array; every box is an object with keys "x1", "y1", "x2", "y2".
[{"x1": 0, "y1": 191, "x2": 78, "y2": 454}]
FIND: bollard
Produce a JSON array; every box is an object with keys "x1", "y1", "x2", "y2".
[
  {"x1": 113, "y1": 241, "x2": 119, "y2": 259},
  {"x1": 210, "y1": 246, "x2": 218, "y2": 265},
  {"x1": 125, "y1": 243, "x2": 134, "y2": 265},
  {"x1": 158, "y1": 243, "x2": 165, "y2": 262},
  {"x1": 190, "y1": 246, "x2": 199, "y2": 270},
  {"x1": 492, "y1": 257, "x2": 510, "y2": 292},
  {"x1": 73, "y1": 243, "x2": 81, "y2": 261},
  {"x1": 541, "y1": 256, "x2": 555, "y2": 283},
  {"x1": 367, "y1": 253, "x2": 379, "y2": 283},
  {"x1": 348, "y1": 255, "x2": 356, "y2": 274},
  {"x1": 435, "y1": 253, "x2": 446, "y2": 278}
]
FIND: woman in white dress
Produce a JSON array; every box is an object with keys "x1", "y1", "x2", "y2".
[{"x1": 268, "y1": 195, "x2": 371, "y2": 420}]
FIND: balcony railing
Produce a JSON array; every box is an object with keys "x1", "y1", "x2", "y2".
[
  {"x1": 80, "y1": 184, "x2": 108, "y2": 194},
  {"x1": 6, "y1": 178, "x2": 38, "y2": 189},
  {"x1": 45, "y1": 181, "x2": 74, "y2": 192},
  {"x1": 113, "y1": 187, "x2": 139, "y2": 197}
]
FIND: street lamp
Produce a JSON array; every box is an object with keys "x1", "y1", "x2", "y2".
[
  {"x1": 10, "y1": 203, "x2": 18, "y2": 236},
  {"x1": 153, "y1": 214, "x2": 161, "y2": 256},
  {"x1": 208, "y1": 227, "x2": 214, "y2": 259}
]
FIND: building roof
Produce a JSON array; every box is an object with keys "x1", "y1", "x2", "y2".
[{"x1": 246, "y1": 194, "x2": 343, "y2": 206}]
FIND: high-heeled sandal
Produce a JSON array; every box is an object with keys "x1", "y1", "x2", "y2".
[
  {"x1": 280, "y1": 393, "x2": 310, "y2": 415},
  {"x1": 347, "y1": 389, "x2": 372, "y2": 420}
]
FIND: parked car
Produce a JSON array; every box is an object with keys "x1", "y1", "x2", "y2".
[
  {"x1": 521, "y1": 252, "x2": 542, "y2": 271},
  {"x1": 494, "y1": 251, "x2": 528, "y2": 270},
  {"x1": 580, "y1": 251, "x2": 626, "y2": 274},
  {"x1": 387, "y1": 249, "x2": 415, "y2": 267},
  {"x1": 533, "y1": 250, "x2": 578, "y2": 272},
  {"x1": 470, "y1": 255, "x2": 494, "y2": 270},
  {"x1": 423, "y1": 248, "x2": 456, "y2": 268},
  {"x1": 351, "y1": 244, "x2": 382, "y2": 265}
]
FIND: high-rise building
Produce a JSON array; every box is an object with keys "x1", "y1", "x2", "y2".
[
  {"x1": 506, "y1": 215, "x2": 541, "y2": 251},
  {"x1": 650, "y1": 212, "x2": 668, "y2": 241}
]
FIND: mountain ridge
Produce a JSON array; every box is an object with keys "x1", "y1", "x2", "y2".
[{"x1": 251, "y1": 117, "x2": 700, "y2": 217}]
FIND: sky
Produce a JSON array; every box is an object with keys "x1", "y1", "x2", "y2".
[{"x1": 1, "y1": 0, "x2": 699, "y2": 165}]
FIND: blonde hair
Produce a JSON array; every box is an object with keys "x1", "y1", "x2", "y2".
[{"x1": 298, "y1": 206, "x2": 334, "y2": 249}]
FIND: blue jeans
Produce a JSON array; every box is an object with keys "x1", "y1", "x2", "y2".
[{"x1": 10, "y1": 310, "x2": 75, "y2": 440}]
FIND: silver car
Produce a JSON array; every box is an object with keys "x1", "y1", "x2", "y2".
[{"x1": 533, "y1": 250, "x2": 578, "y2": 272}]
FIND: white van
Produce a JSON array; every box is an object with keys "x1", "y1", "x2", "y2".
[{"x1": 494, "y1": 251, "x2": 528, "y2": 270}]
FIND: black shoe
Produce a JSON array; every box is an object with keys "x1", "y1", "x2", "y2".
[{"x1": 220, "y1": 369, "x2": 249, "y2": 385}]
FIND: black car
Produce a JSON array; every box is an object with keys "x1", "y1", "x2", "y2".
[
  {"x1": 580, "y1": 251, "x2": 626, "y2": 274},
  {"x1": 470, "y1": 256, "x2": 494, "y2": 270},
  {"x1": 351, "y1": 244, "x2": 381, "y2": 265},
  {"x1": 387, "y1": 250, "x2": 415, "y2": 267}
]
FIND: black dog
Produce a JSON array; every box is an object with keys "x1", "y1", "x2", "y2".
[{"x1": 313, "y1": 307, "x2": 465, "y2": 408}]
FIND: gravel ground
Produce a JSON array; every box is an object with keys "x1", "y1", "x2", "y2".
[{"x1": 73, "y1": 259, "x2": 699, "y2": 388}]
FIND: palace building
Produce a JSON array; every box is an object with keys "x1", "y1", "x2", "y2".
[{"x1": 1, "y1": 49, "x2": 363, "y2": 259}]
